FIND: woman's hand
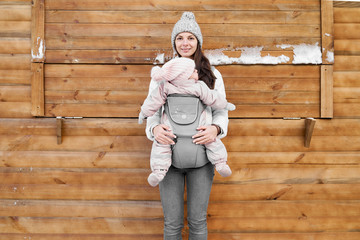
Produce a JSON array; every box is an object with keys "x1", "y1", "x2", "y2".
[
  {"x1": 153, "y1": 124, "x2": 176, "y2": 145},
  {"x1": 192, "y1": 125, "x2": 219, "y2": 145}
]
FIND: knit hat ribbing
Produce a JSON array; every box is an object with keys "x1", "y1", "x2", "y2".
[
  {"x1": 171, "y1": 12, "x2": 203, "y2": 51},
  {"x1": 151, "y1": 57, "x2": 195, "y2": 82}
]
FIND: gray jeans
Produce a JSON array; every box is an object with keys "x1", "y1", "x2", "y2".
[{"x1": 159, "y1": 162, "x2": 214, "y2": 240}]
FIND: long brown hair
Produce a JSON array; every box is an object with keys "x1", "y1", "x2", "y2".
[
  {"x1": 193, "y1": 43, "x2": 217, "y2": 89},
  {"x1": 175, "y1": 42, "x2": 216, "y2": 89}
]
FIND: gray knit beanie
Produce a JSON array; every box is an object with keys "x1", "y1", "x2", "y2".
[{"x1": 171, "y1": 12, "x2": 203, "y2": 51}]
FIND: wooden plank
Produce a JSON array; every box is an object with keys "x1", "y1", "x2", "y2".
[
  {"x1": 0, "y1": 151, "x2": 151, "y2": 168},
  {"x1": 334, "y1": 72, "x2": 360, "y2": 88},
  {"x1": 45, "y1": 90, "x2": 147, "y2": 104},
  {"x1": 31, "y1": 0, "x2": 45, "y2": 62},
  {"x1": 222, "y1": 136, "x2": 360, "y2": 152},
  {"x1": 334, "y1": 56, "x2": 360, "y2": 71},
  {"x1": 44, "y1": 90, "x2": 319, "y2": 105},
  {"x1": 44, "y1": 64, "x2": 320, "y2": 80},
  {"x1": 0, "y1": 70, "x2": 31, "y2": 85},
  {"x1": 333, "y1": 1, "x2": 360, "y2": 8},
  {"x1": 321, "y1": 65, "x2": 333, "y2": 118},
  {"x1": 0, "y1": 38, "x2": 31, "y2": 54},
  {"x1": 0, "y1": 183, "x2": 359, "y2": 201},
  {"x1": 0, "y1": 216, "x2": 163, "y2": 234},
  {"x1": 31, "y1": 62, "x2": 44, "y2": 116},
  {"x1": 209, "y1": 232, "x2": 360, "y2": 240},
  {"x1": 334, "y1": 8, "x2": 360, "y2": 23},
  {"x1": 0, "y1": 86, "x2": 30, "y2": 102},
  {"x1": 229, "y1": 105, "x2": 319, "y2": 118},
  {"x1": 45, "y1": 10, "x2": 320, "y2": 24},
  {"x1": 334, "y1": 103, "x2": 360, "y2": 118},
  {"x1": 0, "y1": 184, "x2": 160, "y2": 200},
  {"x1": 43, "y1": 103, "x2": 320, "y2": 118},
  {"x1": 334, "y1": 88, "x2": 360, "y2": 103},
  {"x1": 0, "y1": 21, "x2": 30, "y2": 37},
  {"x1": 45, "y1": 36, "x2": 320, "y2": 51},
  {"x1": 0, "y1": 232, "x2": 359, "y2": 240},
  {"x1": 321, "y1": 0, "x2": 334, "y2": 64},
  {"x1": 1, "y1": 167, "x2": 359, "y2": 185},
  {"x1": 45, "y1": 50, "x2": 172, "y2": 64},
  {"x1": 335, "y1": 40, "x2": 360, "y2": 55},
  {"x1": 45, "y1": 23, "x2": 320, "y2": 38},
  {"x1": 0, "y1": 234, "x2": 163, "y2": 240},
  {"x1": 207, "y1": 216, "x2": 360, "y2": 233},
  {"x1": 0, "y1": 200, "x2": 163, "y2": 218},
  {"x1": 210, "y1": 184, "x2": 360, "y2": 201},
  {"x1": 44, "y1": 77, "x2": 319, "y2": 92},
  {"x1": 44, "y1": 103, "x2": 141, "y2": 117},
  {"x1": 1, "y1": 151, "x2": 359, "y2": 169},
  {"x1": 0, "y1": 5, "x2": 31, "y2": 21},
  {"x1": 4, "y1": 200, "x2": 358, "y2": 218},
  {"x1": 1, "y1": 118, "x2": 360, "y2": 137},
  {"x1": 0, "y1": 54, "x2": 31, "y2": 70},
  {"x1": 0, "y1": 135, "x2": 151, "y2": 152},
  {"x1": 0, "y1": 0, "x2": 32, "y2": 4},
  {"x1": 45, "y1": 77, "x2": 152, "y2": 91},
  {"x1": 45, "y1": 64, "x2": 151, "y2": 78},
  {"x1": 1, "y1": 134, "x2": 360, "y2": 152},
  {"x1": 334, "y1": 23, "x2": 360, "y2": 39},
  {"x1": 0, "y1": 102, "x2": 32, "y2": 118},
  {"x1": 45, "y1": 0, "x2": 321, "y2": 11}
]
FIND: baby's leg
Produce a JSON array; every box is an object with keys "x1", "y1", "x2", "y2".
[
  {"x1": 205, "y1": 138, "x2": 232, "y2": 177},
  {"x1": 148, "y1": 113, "x2": 173, "y2": 187},
  {"x1": 148, "y1": 141, "x2": 172, "y2": 187}
]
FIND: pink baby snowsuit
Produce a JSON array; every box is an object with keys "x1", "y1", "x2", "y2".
[{"x1": 139, "y1": 57, "x2": 235, "y2": 187}]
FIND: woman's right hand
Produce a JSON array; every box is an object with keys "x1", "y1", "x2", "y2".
[{"x1": 153, "y1": 124, "x2": 176, "y2": 145}]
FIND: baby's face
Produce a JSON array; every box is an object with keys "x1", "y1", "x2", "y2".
[{"x1": 189, "y1": 69, "x2": 199, "y2": 80}]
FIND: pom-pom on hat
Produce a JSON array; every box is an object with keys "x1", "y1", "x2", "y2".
[
  {"x1": 171, "y1": 12, "x2": 203, "y2": 51},
  {"x1": 151, "y1": 57, "x2": 196, "y2": 82}
]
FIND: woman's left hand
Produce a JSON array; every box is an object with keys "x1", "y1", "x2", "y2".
[{"x1": 192, "y1": 125, "x2": 218, "y2": 145}]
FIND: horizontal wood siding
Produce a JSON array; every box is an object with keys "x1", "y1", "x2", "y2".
[
  {"x1": 1, "y1": 1, "x2": 359, "y2": 240},
  {"x1": 44, "y1": 64, "x2": 320, "y2": 118},
  {"x1": 0, "y1": 3, "x2": 32, "y2": 118},
  {"x1": 334, "y1": 6, "x2": 360, "y2": 118},
  {"x1": 0, "y1": 118, "x2": 359, "y2": 239}
]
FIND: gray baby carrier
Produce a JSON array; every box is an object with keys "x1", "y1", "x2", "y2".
[{"x1": 164, "y1": 94, "x2": 209, "y2": 168}]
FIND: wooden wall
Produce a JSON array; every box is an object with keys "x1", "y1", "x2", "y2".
[
  {"x1": 0, "y1": 0, "x2": 32, "y2": 118},
  {"x1": 1, "y1": 0, "x2": 360, "y2": 239}
]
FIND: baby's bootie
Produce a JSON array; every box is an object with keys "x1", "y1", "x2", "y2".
[
  {"x1": 226, "y1": 103, "x2": 236, "y2": 111},
  {"x1": 215, "y1": 162, "x2": 232, "y2": 177},
  {"x1": 147, "y1": 170, "x2": 167, "y2": 187}
]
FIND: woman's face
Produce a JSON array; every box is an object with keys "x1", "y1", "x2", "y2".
[{"x1": 175, "y1": 32, "x2": 198, "y2": 58}]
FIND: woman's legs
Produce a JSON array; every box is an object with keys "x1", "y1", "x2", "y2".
[
  {"x1": 159, "y1": 166, "x2": 185, "y2": 239},
  {"x1": 186, "y1": 162, "x2": 214, "y2": 240},
  {"x1": 159, "y1": 163, "x2": 214, "y2": 240}
]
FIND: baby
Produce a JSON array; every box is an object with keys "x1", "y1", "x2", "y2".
[{"x1": 139, "y1": 57, "x2": 235, "y2": 187}]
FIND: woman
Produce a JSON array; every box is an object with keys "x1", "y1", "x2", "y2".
[{"x1": 145, "y1": 12, "x2": 229, "y2": 239}]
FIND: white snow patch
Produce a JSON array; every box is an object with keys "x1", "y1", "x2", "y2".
[
  {"x1": 154, "y1": 53, "x2": 165, "y2": 64},
  {"x1": 205, "y1": 47, "x2": 290, "y2": 65},
  {"x1": 277, "y1": 43, "x2": 322, "y2": 64},
  {"x1": 31, "y1": 37, "x2": 45, "y2": 60},
  {"x1": 326, "y1": 51, "x2": 334, "y2": 63}
]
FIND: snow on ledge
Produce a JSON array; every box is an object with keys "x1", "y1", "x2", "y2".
[
  {"x1": 277, "y1": 43, "x2": 322, "y2": 64},
  {"x1": 205, "y1": 43, "x2": 323, "y2": 65}
]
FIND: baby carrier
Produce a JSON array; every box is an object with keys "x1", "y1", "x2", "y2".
[{"x1": 164, "y1": 94, "x2": 209, "y2": 168}]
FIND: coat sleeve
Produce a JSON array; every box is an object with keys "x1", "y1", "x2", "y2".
[
  {"x1": 211, "y1": 68, "x2": 229, "y2": 139},
  {"x1": 145, "y1": 78, "x2": 162, "y2": 141}
]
